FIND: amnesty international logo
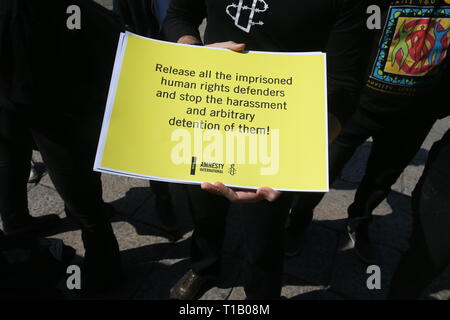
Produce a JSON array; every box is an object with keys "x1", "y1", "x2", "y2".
[
  {"x1": 370, "y1": 6, "x2": 450, "y2": 88},
  {"x1": 226, "y1": 0, "x2": 269, "y2": 33},
  {"x1": 228, "y1": 164, "x2": 237, "y2": 176}
]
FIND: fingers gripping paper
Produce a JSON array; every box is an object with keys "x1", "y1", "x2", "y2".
[{"x1": 95, "y1": 33, "x2": 329, "y2": 192}]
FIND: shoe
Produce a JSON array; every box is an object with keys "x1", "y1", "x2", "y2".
[
  {"x1": 169, "y1": 269, "x2": 214, "y2": 300},
  {"x1": 3, "y1": 214, "x2": 61, "y2": 236},
  {"x1": 346, "y1": 217, "x2": 376, "y2": 264},
  {"x1": 28, "y1": 167, "x2": 39, "y2": 183},
  {"x1": 28, "y1": 161, "x2": 45, "y2": 184}
]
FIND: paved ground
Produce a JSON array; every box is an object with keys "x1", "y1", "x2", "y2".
[{"x1": 5, "y1": 0, "x2": 450, "y2": 300}]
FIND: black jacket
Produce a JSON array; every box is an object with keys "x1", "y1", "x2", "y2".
[{"x1": 0, "y1": 0, "x2": 124, "y2": 117}]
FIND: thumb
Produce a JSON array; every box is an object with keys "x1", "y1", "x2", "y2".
[
  {"x1": 230, "y1": 42, "x2": 246, "y2": 52},
  {"x1": 257, "y1": 188, "x2": 280, "y2": 202}
]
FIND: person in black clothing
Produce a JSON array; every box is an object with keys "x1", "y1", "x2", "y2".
[
  {"x1": 286, "y1": 0, "x2": 450, "y2": 263},
  {"x1": 114, "y1": 0, "x2": 181, "y2": 236},
  {"x1": 0, "y1": 0, "x2": 124, "y2": 293},
  {"x1": 389, "y1": 123, "x2": 450, "y2": 299},
  {"x1": 163, "y1": 0, "x2": 369, "y2": 300},
  {"x1": 388, "y1": 75, "x2": 450, "y2": 299}
]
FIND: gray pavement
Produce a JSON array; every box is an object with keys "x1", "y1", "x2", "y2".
[{"x1": 4, "y1": 0, "x2": 450, "y2": 300}]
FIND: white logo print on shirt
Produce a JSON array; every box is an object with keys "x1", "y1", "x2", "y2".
[{"x1": 226, "y1": 0, "x2": 269, "y2": 33}]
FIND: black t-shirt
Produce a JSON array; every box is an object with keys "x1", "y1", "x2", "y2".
[
  {"x1": 0, "y1": 0, "x2": 124, "y2": 117},
  {"x1": 360, "y1": 0, "x2": 450, "y2": 119},
  {"x1": 163, "y1": 0, "x2": 371, "y2": 125}
]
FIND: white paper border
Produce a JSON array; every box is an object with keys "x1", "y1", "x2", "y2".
[{"x1": 94, "y1": 32, "x2": 330, "y2": 193}]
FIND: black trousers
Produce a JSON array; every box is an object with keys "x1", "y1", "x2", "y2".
[
  {"x1": 187, "y1": 185, "x2": 292, "y2": 300},
  {"x1": 389, "y1": 129, "x2": 450, "y2": 299},
  {"x1": 0, "y1": 107, "x2": 121, "y2": 278},
  {"x1": 289, "y1": 106, "x2": 436, "y2": 230}
]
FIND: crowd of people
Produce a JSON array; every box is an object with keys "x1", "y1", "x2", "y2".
[{"x1": 1, "y1": 0, "x2": 450, "y2": 300}]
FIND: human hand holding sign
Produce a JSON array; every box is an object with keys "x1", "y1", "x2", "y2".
[
  {"x1": 201, "y1": 182, "x2": 282, "y2": 203},
  {"x1": 206, "y1": 41, "x2": 246, "y2": 52},
  {"x1": 177, "y1": 36, "x2": 246, "y2": 52}
]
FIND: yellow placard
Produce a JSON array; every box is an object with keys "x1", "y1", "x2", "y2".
[{"x1": 95, "y1": 33, "x2": 329, "y2": 192}]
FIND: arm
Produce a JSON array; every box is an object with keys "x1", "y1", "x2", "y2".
[
  {"x1": 162, "y1": 0, "x2": 206, "y2": 44},
  {"x1": 162, "y1": 0, "x2": 246, "y2": 50}
]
